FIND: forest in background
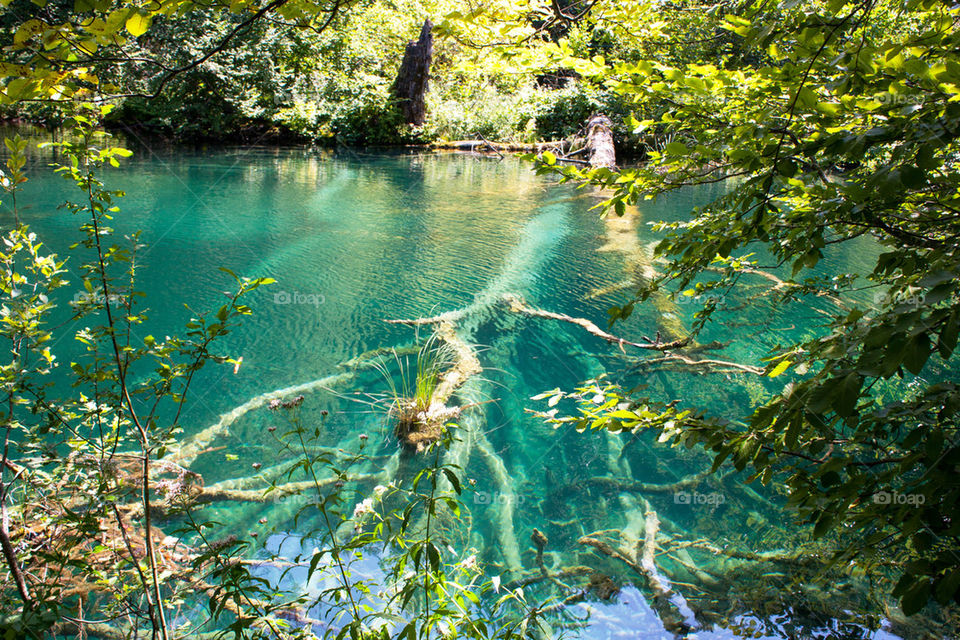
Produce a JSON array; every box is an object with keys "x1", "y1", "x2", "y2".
[{"x1": 0, "y1": 0, "x2": 742, "y2": 148}]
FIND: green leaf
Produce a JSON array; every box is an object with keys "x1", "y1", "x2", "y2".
[
  {"x1": 441, "y1": 468, "x2": 461, "y2": 495},
  {"x1": 768, "y1": 360, "x2": 792, "y2": 377},
  {"x1": 663, "y1": 141, "x2": 688, "y2": 155},
  {"x1": 903, "y1": 334, "x2": 931, "y2": 375},
  {"x1": 938, "y1": 311, "x2": 958, "y2": 359},
  {"x1": 426, "y1": 542, "x2": 440, "y2": 571},
  {"x1": 813, "y1": 512, "x2": 834, "y2": 537},
  {"x1": 832, "y1": 373, "x2": 862, "y2": 418},
  {"x1": 900, "y1": 578, "x2": 932, "y2": 615},
  {"x1": 935, "y1": 569, "x2": 960, "y2": 605},
  {"x1": 125, "y1": 13, "x2": 151, "y2": 37}
]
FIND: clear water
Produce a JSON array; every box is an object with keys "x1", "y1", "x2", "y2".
[{"x1": 4, "y1": 137, "x2": 926, "y2": 638}]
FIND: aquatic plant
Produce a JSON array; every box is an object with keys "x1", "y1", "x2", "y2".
[{"x1": 372, "y1": 329, "x2": 463, "y2": 450}]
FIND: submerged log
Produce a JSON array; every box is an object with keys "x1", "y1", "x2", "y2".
[
  {"x1": 391, "y1": 20, "x2": 433, "y2": 126},
  {"x1": 383, "y1": 319, "x2": 483, "y2": 452},
  {"x1": 583, "y1": 472, "x2": 713, "y2": 495},
  {"x1": 629, "y1": 352, "x2": 764, "y2": 376},
  {"x1": 579, "y1": 533, "x2": 693, "y2": 635},
  {"x1": 586, "y1": 114, "x2": 617, "y2": 169},
  {"x1": 503, "y1": 293, "x2": 689, "y2": 351},
  {"x1": 433, "y1": 140, "x2": 570, "y2": 153}
]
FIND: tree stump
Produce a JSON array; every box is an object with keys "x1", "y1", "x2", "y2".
[
  {"x1": 391, "y1": 20, "x2": 433, "y2": 126},
  {"x1": 586, "y1": 114, "x2": 617, "y2": 169}
]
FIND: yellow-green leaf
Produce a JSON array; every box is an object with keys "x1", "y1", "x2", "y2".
[
  {"x1": 125, "y1": 13, "x2": 151, "y2": 37},
  {"x1": 768, "y1": 360, "x2": 792, "y2": 377}
]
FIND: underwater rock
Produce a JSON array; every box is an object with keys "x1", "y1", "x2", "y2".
[{"x1": 589, "y1": 572, "x2": 621, "y2": 600}]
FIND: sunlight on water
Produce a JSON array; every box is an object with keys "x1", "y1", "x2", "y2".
[{"x1": 10, "y1": 139, "x2": 915, "y2": 638}]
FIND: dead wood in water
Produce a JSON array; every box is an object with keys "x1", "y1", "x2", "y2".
[
  {"x1": 628, "y1": 352, "x2": 765, "y2": 376},
  {"x1": 503, "y1": 294, "x2": 690, "y2": 351},
  {"x1": 583, "y1": 472, "x2": 714, "y2": 495},
  {"x1": 579, "y1": 530, "x2": 693, "y2": 635},
  {"x1": 432, "y1": 140, "x2": 570, "y2": 152},
  {"x1": 586, "y1": 114, "x2": 617, "y2": 169},
  {"x1": 381, "y1": 318, "x2": 483, "y2": 451},
  {"x1": 505, "y1": 565, "x2": 594, "y2": 591}
]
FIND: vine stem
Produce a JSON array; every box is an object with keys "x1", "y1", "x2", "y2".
[
  {"x1": 422, "y1": 444, "x2": 440, "y2": 630},
  {"x1": 80, "y1": 133, "x2": 168, "y2": 640},
  {"x1": 1, "y1": 417, "x2": 32, "y2": 604},
  {"x1": 0, "y1": 223, "x2": 32, "y2": 606},
  {"x1": 292, "y1": 408, "x2": 363, "y2": 624}
]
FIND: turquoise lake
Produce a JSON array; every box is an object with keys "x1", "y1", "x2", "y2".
[{"x1": 7, "y1": 138, "x2": 923, "y2": 639}]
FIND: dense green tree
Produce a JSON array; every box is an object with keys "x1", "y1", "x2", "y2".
[
  {"x1": 516, "y1": 0, "x2": 960, "y2": 616},
  {"x1": 0, "y1": 0, "x2": 608, "y2": 142}
]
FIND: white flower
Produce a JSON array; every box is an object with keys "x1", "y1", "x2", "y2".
[
  {"x1": 352, "y1": 497, "x2": 375, "y2": 520},
  {"x1": 462, "y1": 554, "x2": 477, "y2": 570},
  {"x1": 373, "y1": 485, "x2": 388, "y2": 499}
]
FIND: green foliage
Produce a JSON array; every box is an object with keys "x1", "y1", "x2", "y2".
[
  {"x1": 6, "y1": 0, "x2": 960, "y2": 628},
  {"x1": 522, "y1": 0, "x2": 960, "y2": 617},
  {"x1": 0, "y1": 106, "x2": 560, "y2": 640},
  {"x1": 0, "y1": 108, "x2": 274, "y2": 637},
  {"x1": 0, "y1": 0, "x2": 630, "y2": 143}
]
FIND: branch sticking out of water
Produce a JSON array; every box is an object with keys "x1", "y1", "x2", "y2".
[
  {"x1": 502, "y1": 294, "x2": 690, "y2": 351},
  {"x1": 578, "y1": 530, "x2": 694, "y2": 637}
]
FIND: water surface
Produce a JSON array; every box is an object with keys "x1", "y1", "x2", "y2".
[{"x1": 6, "y1": 140, "x2": 920, "y2": 639}]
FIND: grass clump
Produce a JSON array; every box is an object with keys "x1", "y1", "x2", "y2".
[{"x1": 374, "y1": 331, "x2": 461, "y2": 451}]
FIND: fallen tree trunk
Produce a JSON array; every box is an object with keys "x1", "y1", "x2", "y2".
[
  {"x1": 432, "y1": 140, "x2": 570, "y2": 152},
  {"x1": 586, "y1": 114, "x2": 617, "y2": 169},
  {"x1": 504, "y1": 294, "x2": 689, "y2": 351},
  {"x1": 382, "y1": 319, "x2": 483, "y2": 451}
]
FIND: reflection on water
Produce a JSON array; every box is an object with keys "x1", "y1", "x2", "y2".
[{"x1": 3, "y1": 137, "x2": 926, "y2": 638}]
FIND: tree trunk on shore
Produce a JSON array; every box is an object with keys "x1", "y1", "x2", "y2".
[
  {"x1": 586, "y1": 114, "x2": 616, "y2": 169},
  {"x1": 391, "y1": 20, "x2": 433, "y2": 126}
]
